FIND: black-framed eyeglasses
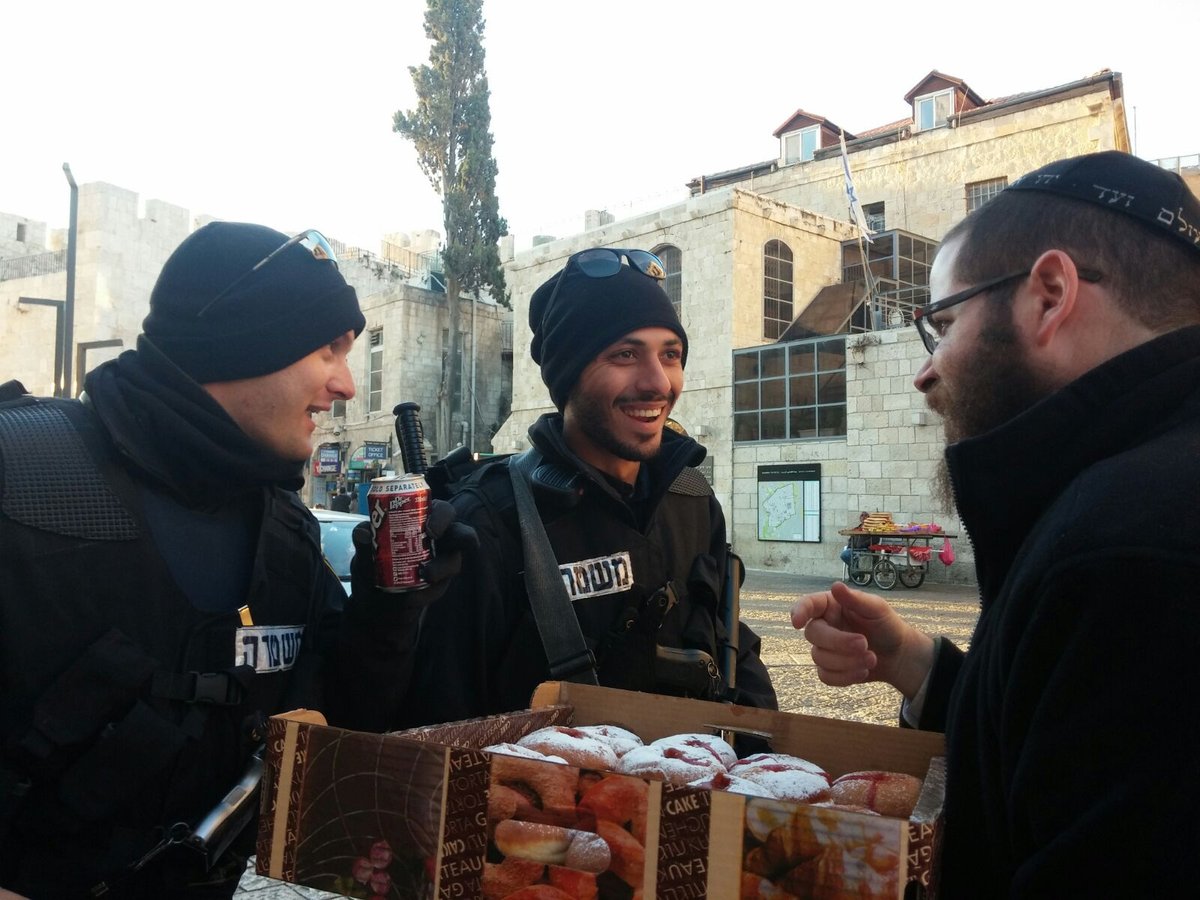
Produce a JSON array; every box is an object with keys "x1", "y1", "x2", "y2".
[
  {"x1": 196, "y1": 228, "x2": 339, "y2": 318},
  {"x1": 544, "y1": 247, "x2": 666, "y2": 311},
  {"x1": 912, "y1": 267, "x2": 1103, "y2": 353}
]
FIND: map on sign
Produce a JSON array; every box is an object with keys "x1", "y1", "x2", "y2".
[{"x1": 757, "y1": 464, "x2": 821, "y2": 542}]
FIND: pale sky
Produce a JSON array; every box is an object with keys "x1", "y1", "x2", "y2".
[{"x1": 5, "y1": 0, "x2": 1196, "y2": 252}]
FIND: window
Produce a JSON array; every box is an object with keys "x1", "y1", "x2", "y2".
[
  {"x1": 332, "y1": 399, "x2": 346, "y2": 418},
  {"x1": 654, "y1": 244, "x2": 682, "y2": 317},
  {"x1": 733, "y1": 337, "x2": 847, "y2": 442},
  {"x1": 15, "y1": 223, "x2": 26, "y2": 242},
  {"x1": 914, "y1": 89, "x2": 954, "y2": 131},
  {"x1": 782, "y1": 125, "x2": 820, "y2": 164},
  {"x1": 367, "y1": 329, "x2": 383, "y2": 413},
  {"x1": 763, "y1": 240, "x2": 794, "y2": 340},
  {"x1": 863, "y1": 202, "x2": 886, "y2": 233},
  {"x1": 965, "y1": 177, "x2": 1008, "y2": 213}
]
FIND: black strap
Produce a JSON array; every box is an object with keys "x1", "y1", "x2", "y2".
[{"x1": 508, "y1": 451, "x2": 598, "y2": 685}]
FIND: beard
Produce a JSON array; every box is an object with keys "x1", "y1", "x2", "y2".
[
  {"x1": 928, "y1": 304, "x2": 1052, "y2": 513},
  {"x1": 570, "y1": 390, "x2": 673, "y2": 465}
]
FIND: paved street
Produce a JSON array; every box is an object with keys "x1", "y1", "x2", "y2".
[{"x1": 235, "y1": 567, "x2": 980, "y2": 897}]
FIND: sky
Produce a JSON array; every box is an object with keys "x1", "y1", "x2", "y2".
[{"x1": 5, "y1": 0, "x2": 1197, "y2": 253}]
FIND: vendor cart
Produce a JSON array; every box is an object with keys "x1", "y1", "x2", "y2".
[{"x1": 838, "y1": 525, "x2": 956, "y2": 590}]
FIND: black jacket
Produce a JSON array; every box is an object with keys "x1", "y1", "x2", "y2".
[
  {"x1": 403, "y1": 414, "x2": 777, "y2": 726},
  {"x1": 917, "y1": 327, "x2": 1200, "y2": 897},
  {"x1": 0, "y1": 343, "x2": 420, "y2": 898}
]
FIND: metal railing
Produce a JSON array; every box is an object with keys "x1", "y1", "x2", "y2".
[
  {"x1": 0, "y1": 249, "x2": 66, "y2": 282},
  {"x1": 1148, "y1": 154, "x2": 1200, "y2": 172}
]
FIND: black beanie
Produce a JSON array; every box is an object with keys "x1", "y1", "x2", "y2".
[
  {"x1": 142, "y1": 222, "x2": 366, "y2": 383},
  {"x1": 529, "y1": 259, "x2": 688, "y2": 409}
]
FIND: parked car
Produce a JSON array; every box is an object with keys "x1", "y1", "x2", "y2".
[{"x1": 313, "y1": 508, "x2": 368, "y2": 595}]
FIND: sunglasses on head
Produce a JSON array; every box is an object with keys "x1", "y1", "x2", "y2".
[
  {"x1": 196, "y1": 228, "x2": 339, "y2": 318},
  {"x1": 543, "y1": 247, "x2": 666, "y2": 311},
  {"x1": 569, "y1": 247, "x2": 666, "y2": 281}
]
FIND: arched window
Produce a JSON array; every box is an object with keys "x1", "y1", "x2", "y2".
[
  {"x1": 763, "y1": 240, "x2": 794, "y2": 339},
  {"x1": 653, "y1": 244, "x2": 682, "y2": 318}
]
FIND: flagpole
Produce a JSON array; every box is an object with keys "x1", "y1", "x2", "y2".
[{"x1": 838, "y1": 129, "x2": 878, "y2": 331}]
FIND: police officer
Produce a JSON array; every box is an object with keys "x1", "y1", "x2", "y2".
[
  {"x1": 403, "y1": 247, "x2": 777, "y2": 727},
  {"x1": 0, "y1": 223, "x2": 473, "y2": 898}
]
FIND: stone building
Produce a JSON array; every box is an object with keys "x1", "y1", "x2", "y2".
[
  {"x1": 496, "y1": 68, "x2": 1134, "y2": 582},
  {"x1": 0, "y1": 183, "x2": 512, "y2": 508}
]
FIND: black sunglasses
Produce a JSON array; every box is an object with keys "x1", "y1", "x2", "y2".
[
  {"x1": 912, "y1": 266, "x2": 1103, "y2": 353},
  {"x1": 543, "y1": 247, "x2": 666, "y2": 311},
  {"x1": 196, "y1": 228, "x2": 339, "y2": 318}
]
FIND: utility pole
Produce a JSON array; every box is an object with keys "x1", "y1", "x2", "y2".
[{"x1": 62, "y1": 163, "x2": 79, "y2": 398}]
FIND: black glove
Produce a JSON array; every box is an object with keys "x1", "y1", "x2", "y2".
[{"x1": 350, "y1": 499, "x2": 478, "y2": 604}]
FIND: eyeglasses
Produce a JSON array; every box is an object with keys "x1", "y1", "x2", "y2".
[
  {"x1": 196, "y1": 228, "x2": 339, "y2": 318},
  {"x1": 912, "y1": 266, "x2": 1103, "y2": 353}
]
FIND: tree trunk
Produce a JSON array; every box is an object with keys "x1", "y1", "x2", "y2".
[{"x1": 437, "y1": 272, "x2": 463, "y2": 459}]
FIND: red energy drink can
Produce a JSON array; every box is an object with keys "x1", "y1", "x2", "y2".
[{"x1": 367, "y1": 474, "x2": 432, "y2": 592}]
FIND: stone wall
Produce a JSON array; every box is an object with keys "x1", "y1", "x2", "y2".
[
  {"x1": 1, "y1": 182, "x2": 192, "y2": 396},
  {"x1": 731, "y1": 328, "x2": 969, "y2": 582}
]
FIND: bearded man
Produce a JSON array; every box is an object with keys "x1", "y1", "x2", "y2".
[{"x1": 790, "y1": 151, "x2": 1200, "y2": 897}]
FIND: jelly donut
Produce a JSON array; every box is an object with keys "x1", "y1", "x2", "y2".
[
  {"x1": 730, "y1": 753, "x2": 831, "y2": 803},
  {"x1": 650, "y1": 732, "x2": 737, "y2": 770},
  {"x1": 573, "y1": 724, "x2": 644, "y2": 758},
  {"x1": 484, "y1": 742, "x2": 568, "y2": 764},
  {"x1": 687, "y1": 770, "x2": 775, "y2": 798},
  {"x1": 829, "y1": 770, "x2": 923, "y2": 818},
  {"x1": 615, "y1": 744, "x2": 719, "y2": 786},
  {"x1": 517, "y1": 726, "x2": 619, "y2": 771}
]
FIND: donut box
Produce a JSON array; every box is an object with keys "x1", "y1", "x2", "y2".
[{"x1": 256, "y1": 683, "x2": 946, "y2": 899}]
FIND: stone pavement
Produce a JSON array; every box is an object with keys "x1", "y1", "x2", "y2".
[{"x1": 235, "y1": 567, "x2": 980, "y2": 897}]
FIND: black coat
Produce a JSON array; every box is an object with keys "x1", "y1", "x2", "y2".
[
  {"x1": 918, "y1": 326, "x2": 1200, "y2": 897},
  {"x1": 0, "y1": 345, "x2": 420, "y2": 898},
  {"x1": 403, "y1": 414, "x2": 777, "y2": 726}
]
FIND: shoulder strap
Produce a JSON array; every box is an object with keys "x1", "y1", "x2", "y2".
[{"x1": 508, "y1": 450, "x2": 598, "y2": 685}]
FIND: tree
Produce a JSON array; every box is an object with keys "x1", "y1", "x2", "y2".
[{"x1": 394, "y1": 0, "x2": 508, "y2": 458}]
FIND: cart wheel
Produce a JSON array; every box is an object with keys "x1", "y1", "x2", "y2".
[
  {"x1": 898, "y1": 565, "x2": 926, "y2": 589},
  {"x1": 872, "y1": 558, "x2": 899, "y2": 590},
  {"x1": 849, "y1": 568, "x2": 873, "y2": 587}
]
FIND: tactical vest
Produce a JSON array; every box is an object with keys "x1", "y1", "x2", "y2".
[
  {"x1": 0, "y1": 397, "x2": 329, "y2": 894},
  {"x1": 467, "y1": 457, "x2": 728, "y2": 712}
]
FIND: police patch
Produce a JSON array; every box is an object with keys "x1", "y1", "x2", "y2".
[
  {"x1": 236, "y1": 625, "x2": 305, "y2": 674},
  {"x1": 559, "y1": 551, "x2": 633, "y2": 600}
]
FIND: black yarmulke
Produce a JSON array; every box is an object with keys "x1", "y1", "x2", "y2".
[
  {"x1": 529, "y1": 257, "x2": 688, "y2": 409},
  {"x1": 142, "y1": 222, "x2": 365, "y2": 383},
  {"x1": 1006, "y1": 151, "x2": 1200, "y2": 258}
]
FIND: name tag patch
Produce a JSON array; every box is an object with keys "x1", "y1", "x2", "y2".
[
  {"x1": 559, "y1": 551, "x2": 633, "y2": 600},
  {"x1": 236, "y1": 625, "x2": 305, "y2": 674}
]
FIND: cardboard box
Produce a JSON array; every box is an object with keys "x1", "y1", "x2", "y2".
[{"x1": 257, "y1": 682, "x2": 945, "y2": 899}]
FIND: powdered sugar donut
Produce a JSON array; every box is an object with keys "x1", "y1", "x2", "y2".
[
  {"x1": 484, "y1": 742, "x2": 568, "y2": 765},
  {"x1": 650, "y1": 732, "x2": 737, "y2": 770},
  {"x1": 731, "y1": 753, "x2": 831, "y2": 803},
  {"x1": 687, "y1": 770, "x2": 775, "y2": 798},
  {"x1": 731, "y1": 753, "x2": 827, "y2": 779},
  {"x1": 517, "y1": 726, "x2": 619, "y2": 771},
  {"x1": 615, "y1": 744, "x2": 720, "y2": 786},
  {"x1": 829, "y1": 770, "x2": 923, "y2": 818},
  {"x1": 573, "y1": 724, "x2": 643, "y2": 758}
]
